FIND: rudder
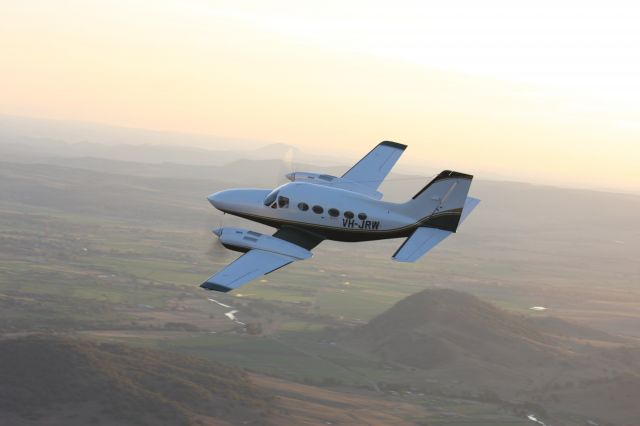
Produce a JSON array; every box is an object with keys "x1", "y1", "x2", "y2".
[{"x1": 401, "y1": 170, "x2": 474, "y2": 232}]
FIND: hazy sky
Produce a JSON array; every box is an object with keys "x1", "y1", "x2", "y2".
[{"x1": 1, "y1": 1, "x2": 639, "y2": 191}]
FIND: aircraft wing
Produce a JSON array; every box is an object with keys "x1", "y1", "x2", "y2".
[
  {"x1": 201, "y1": 227, "x2": 323, "y2": 292},
  {"x1": 341, "y1": 141, "x2": 407, "y2": 190},
  {"x1": 201, "y1": 249, "x2": 296, "y2": 292}
]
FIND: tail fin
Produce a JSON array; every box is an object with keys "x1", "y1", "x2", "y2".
[{"x1": 401, "y1": 170, "x2": 474, "y2": 232}]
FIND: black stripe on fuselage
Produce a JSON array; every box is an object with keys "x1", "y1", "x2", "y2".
[{"x1": 222, "y1": 209, "x2": 461, "y2": 242}]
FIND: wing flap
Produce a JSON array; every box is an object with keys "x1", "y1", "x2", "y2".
[
  {"x1": 272, "y1": 226, "x2": 324, "y2": 250},
  {"x1": 341, "y1": 141, "x2": 406, "y2": 191},
  {"x1": 201, "y1": 249, "x2": 295, "y2": 292}
]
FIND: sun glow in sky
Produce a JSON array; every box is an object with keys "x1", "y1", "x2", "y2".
[
  {"x1": 1, "y1": 0, "x2": 639, "y2": 191},
  {"x1": 206, "y1": 1, "x2": 640, "y2": 97}
]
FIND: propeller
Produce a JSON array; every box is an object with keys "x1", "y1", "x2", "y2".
[
  {"x1": 275, "y1": 146, "x2": 297, "y2": 185},
  {"x1": 206, "y1": 215, "x2": 230, "y2": 260},
  {"x1": 207, "y1": 230, "x2": 230, "y2": 260}
]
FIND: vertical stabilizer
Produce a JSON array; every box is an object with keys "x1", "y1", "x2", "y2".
[{"x1": 401, "y1": 171, "x2": 474, "y2": 232}]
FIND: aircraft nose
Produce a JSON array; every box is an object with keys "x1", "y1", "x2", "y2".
[
  {"x1": 207, "y1": 191, "x2": 224, "y2": 209},
  {"x1": 208, "y1": 190, "x2": 237, "y2": 212},
  {"x1": 207, "y1": 188, "x2": 265, "y2": 212},
  {"x1": 212, "y1": 227, "x2": 222, "y2": 237}
]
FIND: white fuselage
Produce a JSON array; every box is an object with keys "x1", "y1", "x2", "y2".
[
  {"x1": 208, "y1": 182, "x2": 418, "y2": 242},
  {"x1": 199, "y1": 141, "x2": 476, "y2": 293}
]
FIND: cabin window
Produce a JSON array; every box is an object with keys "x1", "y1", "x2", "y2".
[
  {"x1": 264, "y1": 189, "x2": 279, "y2": 206},
  {"x1": 344, "y1": 211, "x2": 354, "y2": 219},
  {"x1": 358, "y1": 212, "x2": 367, "y2": 220},
  {"x1": 318, "y1": 174, "x2": 335, "y2": 182},
  {"x1": 328, "y1": 208, "x2": 340, "y2": 217},
  {"x1": 298, "y1": 202, "x2": 309, "y2": 211},
  {"x1": 312, "y1": 205, "x2": 324, "y2": 214},
  {"x1": 278, "y1": 196, "x2": 290, "y2": 208}
]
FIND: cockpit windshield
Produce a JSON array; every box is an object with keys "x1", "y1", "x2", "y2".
[{"x1": 264, "y1": 189, "x2": 279, "y2": 206}]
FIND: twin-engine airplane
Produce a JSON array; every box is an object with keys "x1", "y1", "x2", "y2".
[{"x1": 202, "y1": 141, "x2": 479, "y2": 293}]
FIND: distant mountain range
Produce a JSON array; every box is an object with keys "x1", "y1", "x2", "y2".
[
  {"x1": 0, "y1": 114, "x2": 268, "y2": 150},
  {"x1": 0, "y1": 115, "x2": 342, "y2": 167}
]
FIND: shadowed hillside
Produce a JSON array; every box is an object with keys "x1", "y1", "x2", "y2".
[
  {"x1": 0, "y1": 335, "x2": 273, "y2": 426},
  {"x1": 0, "y1": 335, "x2": 444, "y2": 426}
]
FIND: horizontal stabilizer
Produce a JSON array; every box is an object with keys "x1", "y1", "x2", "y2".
[
  {"x1": 460, "y1": 197, "x2": 480, "y2": 224},
  {"x1": 392, "y1": 227, "x2": 451, "y2": 262},
  {"x1": 393, "y1": 196, "x2": 479, "y2": 263}
]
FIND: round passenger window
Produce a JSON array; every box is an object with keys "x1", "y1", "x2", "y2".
[
  {"x1": 344, "y1": 211, "x2": 354, "y2": 219},
  {"x1": 358, "y1": 212, "x2": 367, "y2": 220},
  {"x1": 312, "y1": 205, "x2": 324, "y2": 214},
  {"x1": 298, "y1": 202, "x2": 309, "y2": 211},
  {"x1": 328, "y1": 208, "x2": 340, "y2": 217}
]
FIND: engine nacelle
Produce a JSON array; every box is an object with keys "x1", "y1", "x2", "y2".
[
  {"x1": 212, "y1": 227, "x2": 312, "y2": 260},
  {"x1": 285, "y1": 172, "x2": 382, "y2": 199}
]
